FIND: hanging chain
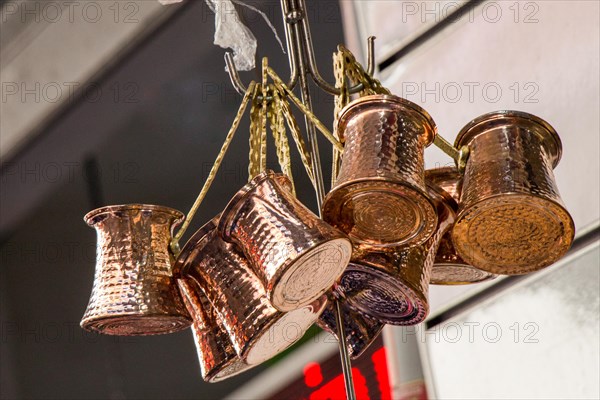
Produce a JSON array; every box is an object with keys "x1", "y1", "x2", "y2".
[
  {"x1": 248, "y1": 84, "x2": 263, "y2": 180},
  {"x1": 332, "y1": 49, "x2": 348, "y2": 187},
  {"x1": 172, "y1": 58, "x2": 342, "y2": 253},
  {"x1": 333, "y1": 45, "x2": 466, "y2": 169},
  {"x1": 260, "y1": 58, "x2": 269, "y2": 174},
  {"x1": 269, "y1": 86, "x2": 296, "y2": 195},
  {"x1": 267, "y1": 66, "x2": 343, "y2": 152},
  {"x1": 337, "y1": 45, "x2": 391, "y2": 97}
]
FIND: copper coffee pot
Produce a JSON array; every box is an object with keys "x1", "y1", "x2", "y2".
[
  {"x1": 219, "y1": 171, "x2": 352, "y2": 311},
  {"x1": 81, "y1": 204, "x2": 191, "y2": 335},
  {"x1": 452, "y1": 111, "x2": 575, "y2": 275},
  {"x1": 425, "y1": 167, "x2": 496, "y2": 285},
  {"x1": 176, "y1": 217, "x2": 327, "y2": 365},
  {"x1": 323, "y1": 94, "x2": 438, "y2": 250}
]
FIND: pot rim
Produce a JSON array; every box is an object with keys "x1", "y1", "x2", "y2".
[
  {"x1": 173, "y1": 216, "x2": 219, "y2": 277},
  {"x1": 454, "y1": 110, "x2": 562, "y2": 167},
  {"x1": 217, "y1": 170, "x2": 293, "y2": 240},
  {"x1": 336, "y1": 94, "x2": 437, "y2": 146},
  {"x1": 84, "y1": 204, "x2": 184, "y2": 226}
]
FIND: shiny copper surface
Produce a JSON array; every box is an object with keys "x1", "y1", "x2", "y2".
[
  {"x1": 317, "y1": 298, "x2": 384, "y2": 360},
  {"x1": 335, "y1": 187, "x2": 456, "y2": 325},
  {"x1": 177, "y1": 279, "x2": 254, "y2": 382},
  {"x1": 218, "y1": 171, "x2": 352, "y2": 312},
  {"x1": 81, "y1": 204, "x2": 191, "y2": 335},
  {"x1": 432, "y1": 233, "x2": 496, "y2": 285},
  {"x1": 425, "y1": 167, "x2": 496, "y2": 285},
  {"x1": 452, "y1": 111, "x2": 575, "y2": 274},
  {"x1": 176, "y1": 217, "x2": 327, "y2": 364},
  {"x1": 323, "y1": 94, "x2": 438, "y2": 249}
]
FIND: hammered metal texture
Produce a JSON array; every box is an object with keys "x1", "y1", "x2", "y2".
[
  {"x1": 218, "y1": 171, "x2": 352, "y2": 312},
  {"x1": 452, "y1": 111, "x2": 575, "y2": 275},
  {"x1": 177, "y1": 278, "x2": 254, "y2": 382},
  {"x1": 81, "y1": 204, "x2": 191, "y2": 336},
  {"x1": 176, "y1": 217, "x2": 327, "y2": 365},
  {"x1": 425, "y1": 167, "x2": 462, "y2": 205},
  {"x1": 425, "y1": 167, "x2": 497, "y2": 285},
  {"x1": 336, "y1": 194, "x2": 454, "y2": 325},
  {"x1": 432, "y1": 233, "x2": 497, "y2": 285},
  {"x1": 317, "y1": 298, "x2": 384, "y2": 360},
  {"x1": 323, "y1": 94, "x2": 438, "y2": 249}
]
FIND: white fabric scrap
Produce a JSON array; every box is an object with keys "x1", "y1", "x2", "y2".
[
  {"x1": 158, "y1": 0, "x2": 256, "y2": 71},
  {"x1": 208, "y1": 0, "x2": 257, "y2": 71}
]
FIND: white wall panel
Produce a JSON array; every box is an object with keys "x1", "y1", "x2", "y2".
[{"x1": 346, "y1": 0, "x2": 599, "y2": 313}]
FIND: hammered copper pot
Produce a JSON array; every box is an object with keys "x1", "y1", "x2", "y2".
[
  {"x1": 317, "y1": 298, "x2": 384, "y2": 360},
  {"x1": 322, "y1": 94, "x2": 438, "y2": 250},
  {"x1": 335, "y1": 188, "x2": 455, "y2": 325},
  {"x1": 81, "y1": 204, "x2": 191, "y2": 335},
  {"x1": 177, "y1": 278, "x2": 254, "y2": 382},
  {"x1": 425, "y1": 167, "x2": 496, "y2": 285},
  {"x1": 176, "y1": 217, "x2": 327, "y2": 365},
  {"x1": 218, "y1": 171, "x2": 352, "y2": 312},
  {"x1": 452, "y1": 111, "x2": 575, "y2": 275}
]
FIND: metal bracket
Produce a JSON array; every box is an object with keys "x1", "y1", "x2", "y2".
[{"x1": 224, "y1": 0, "x2": 376, "y2": 96}]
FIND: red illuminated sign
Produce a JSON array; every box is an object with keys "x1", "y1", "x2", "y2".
[{"x1": 269, "y1": 338, "x2": 392, "y2": 400}]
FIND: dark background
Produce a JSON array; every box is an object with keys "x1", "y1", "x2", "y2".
[{"x1": 0, "y1": 1, "x2": 346, "y2": 398}]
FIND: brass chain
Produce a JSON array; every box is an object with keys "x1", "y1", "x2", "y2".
[
  {"x1": 260, "y1": 58, "x2": 269, "y2": 174},
  {"x1": 267, "y1": 66, "x2": 343, "y2": 152},
  {"x1": 278, "y1": 88, "x2": 316, "y2": 186},
  {"x1": 332, "y1": 49, "x2": 348, "y2": 186},
  {"x1": 248, "y1": 83, "x2": 263, "y2": 180},
  {"x1": 269, "y1": 86, "x2": 296, "y2": 195},
  {"x1": 337, "y1": 45, "x2": 390, "y2": 97}
]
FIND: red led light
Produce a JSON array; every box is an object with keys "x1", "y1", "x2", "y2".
[
  {"x1": 372, "y1": 347, "x2": 392, "y2": 400},
  {"x1": 307, "y1": 368, "x2": 369, "y2": 400},
  {"x1": 298, "y1": 345, "x2": 392, "y2": 399},
  {"x1": 304, "y1": 362, "x2": 324, "y2": 388}
]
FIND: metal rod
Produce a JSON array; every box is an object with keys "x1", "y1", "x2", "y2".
[
  {"x1": 224, "y1": 0, "x2": 301, "y2": 95},
  {"x1": 287, "y1": 0, "x2": 325, "y2": 209},
  {"x1": 296, "y1": 0, "x2": 374, "y2": 95},
  {"x1": 226, "y1": 2, "x2": 359, "y2": 397},
  {"x1": 432, "y1": 134, "x2": 460, "y2": 161},
  {"x1": 225, "y1": 52, "x2": 249, "y2": 94},
  {"x1": 335, "y1": 299, "x2": 357, "y2": 400},
  {"x1": 225, "y1": 0, "x2": 376, "y2": 96},
  {"x1": 290, "y1": 1, "x2": 356, "y2": 398},
  {"x1": 280, "y1": 0, "x2": 299, "y2": 90}
]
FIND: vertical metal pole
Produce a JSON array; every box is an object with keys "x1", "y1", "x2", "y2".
[
  {"x1": 284, "y1": 0, "x2": 326, "y2": 210},
  {"x1": 282, "y1": 1, "x2": 356, "y2": 399},
  {"x1": 335, "y1": 299, "x2": 357, "y2": 400}
]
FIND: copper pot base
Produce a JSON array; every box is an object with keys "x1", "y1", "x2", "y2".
[
  {"x1": 323, "y1": 179, "x2": 437, "y2": 249},
  {"x1": 244, "y1": 300, "x2": 325, "y2": 365},
  {"x1": 430, "y1": 264, "x2": 496, "y2": 285},
  {"x1": 82, "y1": 314, "x2": 191, "y2": 336},
  {"x1": 337, "y1": 263, "x2": 428, "y2": 326},
  {"x1": 453, "y1": 194, "x2": 574, "y2": 275},
  {"x1": 271, "y1": 238, "x2": 352, "y2": 310}
]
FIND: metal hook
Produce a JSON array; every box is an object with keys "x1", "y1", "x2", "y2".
[
  {"x1": 225, "y1": 0, "x2": 302, "y2": 96},
  {"x1": 224, "y1": 52, "x2": 249, "y2": 95},
  {"x1": 225, "y1": 0, "x2": 376, "y2": 97},
  {"x1": 293, "y1": 0, "x2": 375, "y2": 94}
]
